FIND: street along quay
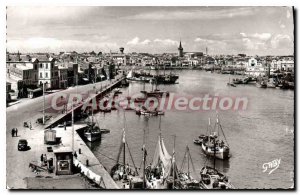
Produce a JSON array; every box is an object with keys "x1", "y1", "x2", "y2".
[{"x1": 6, "y1": 77, "x2": 124, "y2": 189}]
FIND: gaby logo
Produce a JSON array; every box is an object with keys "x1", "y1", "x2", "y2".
[{"x1": 262, "y1": 159, "x2": 281, "y2": 174}]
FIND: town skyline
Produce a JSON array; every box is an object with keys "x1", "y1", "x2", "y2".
[{"x1": 7, "y1": 6, "x2": 294, "y2": 56}]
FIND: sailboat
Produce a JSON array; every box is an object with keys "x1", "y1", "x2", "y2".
[
  {"x1": 84, "y1": 109, "x2": 110, "y2": 142},
  {"x1": 145, "y1": 117, "x2": 178, "y2": 189},
  {"x1": 110, "y1": 113, "x2": 143, "y2": 189},
  {"x1": 178, "y1": 145, "x2": 203, "y2": 189},
  {"x1": 201, "y1": 117, "x2": 230, "y2": 160},
  {"x1": 141, "y1": 79, "x2": 169, "y2": 97}
]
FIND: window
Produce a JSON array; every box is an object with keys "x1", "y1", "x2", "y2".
[
  {"x1": 46, "y1": 73, "x2": 48, "y2": 78},
  {"x1": 40, "y1": 72, "x2": 42, "y2": 78},
  {"x1": 40, "y1": 63, "x2": 43, "y2": 68},
  {"x1": 46, "y1": 64, "x2": 48, "y2": 69}
]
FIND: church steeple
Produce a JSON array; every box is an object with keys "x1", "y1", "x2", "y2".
[{"x1": 178, "y1": 40, "x2": 183, "y2": 57}]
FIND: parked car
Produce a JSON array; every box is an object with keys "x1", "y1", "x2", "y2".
[{"x1": 18, "y1": 139, "x2": 28, "y2": 151}]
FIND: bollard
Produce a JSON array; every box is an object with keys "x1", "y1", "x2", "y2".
[
  {"x1": 86, "y1": 159, "x2": 89, "y2": 166},
  {"x1": 79, "y1": 148, "x2": 81, "y2": 154}
]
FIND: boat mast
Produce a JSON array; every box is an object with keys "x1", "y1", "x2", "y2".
[
  {"x1": 186, "y1": 146, "x2": 190, "y2": 178},
  {"x1": 208, "y1": 118, "x2": 211, "y2": 142},
  {"x1": 213, "y1": 135, "x2": 216, "y2": 170},
  {"x1": 123, "y1": 112, "x2": 126, "y2": 170},
  {"x1": 172, "y1": 134, "x2": 176, "y2": 189},
  {"x1": 142, "y1": 126, "x2": 146, "y2": 189},
  {"x1": 123, "y1": 129, "x2": 126, "y2": 171}
]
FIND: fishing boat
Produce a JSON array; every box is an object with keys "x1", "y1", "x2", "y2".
[
  {"x1": 200, "y1": 166, "x2": 235, "y2": 189},
  {"x1": 266, "y1": 78, "x2": 276, "y2": 88},
  {"x1": 150, "y1": 74, "x2": 179, "y2": 84},
  {"x1": 143, "y1": 89, "x2": 170, "y2": 97},
  {"x1": 177, "y1": 146, "x2": 203, "y2": 189},
  {"x1": 227, "y1": 77, "x2": 236, "y2": 87},
  {"x1": 201, "y1": 117, "x2": 230, "y2": 160},
  {"x1": 84, "y1": 109, "x2": 110, "y2": 142},
  {"x1": 256, "y1": 81, "x2": 267, "y2": 88},
  {"x1": 126, "y1": 70, "x2": 150, "y2": 83},
  {"x1": 193, "y1": 134, "x2": 206, "y2": 145},
  {"x1": 193, "y1": 139, "x2": 202, "y2": 145},
  {"x1": 145, "y1": 117, "x2": 178, "y2": 189},
  {"x1": 141, "y1": 76, "x2": 170, "y2": 97},
  {"x1": 110, "y1": 113, "x2": 143, "y2": 189},
  {"x1": 256, "y1": 76, "x2": 267, "y2": 88},
  {"x1": 136, "y1": 106, "x2": 165, "y2": 116}
]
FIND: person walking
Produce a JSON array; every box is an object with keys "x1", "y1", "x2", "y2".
[
  {"x1": 29, "y1": 122, "x2": 32, "y2": 130},
  {"x1": 40, "y1": 154, "x2": 44, "y2": 165},
  {"x1": 43, "y1": 154, "x2": 47, "y2": 166},
  {"x1": 15, "y1": 128, "x2": 18, "y2": 137}
]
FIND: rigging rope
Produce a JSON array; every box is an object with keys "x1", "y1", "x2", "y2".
[
  {"x1": 219, "y1": 124, "x2": 230, "y2": 147},
  {"x1": 126, "y1": 141, "x2": 139, "y2": 175}
]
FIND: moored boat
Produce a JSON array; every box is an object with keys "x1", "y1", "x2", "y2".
[
  {"x1": 201, "y1": 117, "x2": 230, "y2": 160},
  {"x1": 200, "y1": 166, "x2": 235, "y2": 189},
  {"x1": 110, "y1": 113, "x2": 142, "y2": 189}
]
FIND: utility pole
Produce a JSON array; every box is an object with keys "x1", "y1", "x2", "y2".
[
  {"x1": 72, "y1": 100, "x2": 74, "y2": 153},
  {"x1": 42, "y1": 64, "x2": 46, "y2": 125},
  {"x1": 43, "y1": 82, "x2": 45, "y2": 125}
]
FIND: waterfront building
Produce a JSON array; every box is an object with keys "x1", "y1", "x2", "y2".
[
  {"x1": 37, "y1": 56, "x2": 59, "y2": 89},
  {"x1": 245, "y1": 57, "x2": 267, "y2": 77},
  {"x1": 6, "y1": 53, "x2": 39, "y2": 87},
  {"x1": 111, "y1": 47, "x2": 130, "y2": 66},
  {"x1": 278, "y1": 59, "x2": 294, "y2": 72},
  {"x1": 57, "y1": 65, "x2": 68, "y2": 89}
]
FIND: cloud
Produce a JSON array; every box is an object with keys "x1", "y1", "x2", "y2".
[
  {"x1": 127, "y1": 37, "x2": 151, "y2": 45},
  {"x1": 127, "y1": 37, "x2": 140, "y2": 45},
  {"x1": 154, "y1": 39, "x2": 178, "y2": 45},
  {"x1": 193, "y1": 32, "x2": 293, "y2": 55},
  {"x1": 7, "y1": 37, "x2": 118, "y2": 53},
  {"x1": 122, "y1": 7, "x2": 258, "y2": 20},
  {"x1": 270, "y1": 34, "x2": 292, "y2": 49},
  {"x1": 251, "y1": 33, "x2": 272, "y2": 41}
]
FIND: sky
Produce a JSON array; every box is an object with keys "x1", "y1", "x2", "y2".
[{"x1": 6, "y1": 6, "x2": 294, "y2": 55}]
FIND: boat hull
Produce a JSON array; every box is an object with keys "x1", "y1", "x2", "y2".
[
  {"x1": 84, "y1": 132, "x2": 101, "y2": 142},
  {"x1": 200, "y1": 166, "x2": 235, "y2": 189},
  {"x1": 201, "y1": 142, "x2": 230, "y2": 160}
]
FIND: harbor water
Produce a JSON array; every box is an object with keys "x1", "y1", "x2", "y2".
[{"x1": 84, "y1": 70, "x2": 294, "y2": 189}]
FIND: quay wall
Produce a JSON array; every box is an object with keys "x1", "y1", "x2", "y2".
[{"x1": 45, "y1": 77, "x2": 125, "y2": 129}]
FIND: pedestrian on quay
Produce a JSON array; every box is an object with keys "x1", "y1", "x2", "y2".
[
  {"x1": 15, "y1": 128, "x2": 18, "y2": 137},
  {"x1": 40, "y1": 154, "x2": 44, "y2": 165},
  {"x1": 64, "y1": 121, "x2": 66, "y2": 131},
  {"x1": 43, "y1": 154, "x2": 47, "y2": 166},
  {"x1": 29, "y1": 122, "x2": 32, "y2": 130},
  {"x1": 74, "y1": 151, "x2": 78, "y2": 159},
  {"x1": 11, "y1": 128, "x2": 15, "y2": 137}
]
